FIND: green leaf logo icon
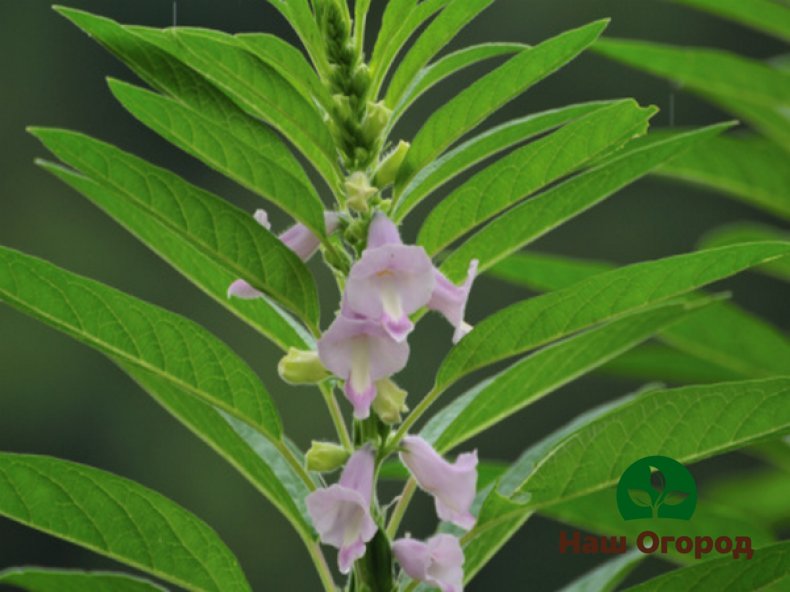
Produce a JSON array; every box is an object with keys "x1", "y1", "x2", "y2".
[{"x1": 616, "y1": 456, "x2": 697, "y2": 521}]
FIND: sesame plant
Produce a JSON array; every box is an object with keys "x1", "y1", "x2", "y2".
[{"x1": 1, "y1": 1, "x2": 789, "y2": 591}]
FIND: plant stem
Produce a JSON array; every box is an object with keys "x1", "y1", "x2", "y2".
[
  {"x1": 306, "y1": 537, "x2": 339, "y2": 592},
  {"x1": 386, "y1": 478, "x2": 417, "y2": 538},
  {"x1": 321, "y1": 382, "x2": 354, "y2": 450},
  {"x1": 388, "y1": 385, "x2": 441, "y2": 453}
]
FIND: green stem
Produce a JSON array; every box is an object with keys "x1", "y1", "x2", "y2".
[
  {"x1": 385, "y1": 478, "x2": 417, "y2": 538},
  {"x1": 305, "y1": 537, "x2": 339, "y2": 592},
  {"x1": 321, "y1": 382, "x2": 354, "y2": 450},
  {"x1": 389, "y1": 385, "x2": 441, "y2": 453}
]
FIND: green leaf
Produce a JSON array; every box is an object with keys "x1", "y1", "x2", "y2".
[
  {"x1": 488, "y1": 251, "x2": 611, "y2": 292},
  {"x1": 557, "y1": 551, "x2": 643, "y2": 592},
  {"x1": 130, "y1": 26, "x2": 341, "y2": 193},
  {"x1": 38, "y1": 160, "x2": 312, "y2": 352},
  {"x1": 672, "y1": 0, "x2": 790, "y2": 42},
  {"x1": 0, "y1": 247, "x2": 282, "y2": 441},
  {"x1": 369, "y1": 0, "x2": 449, "y2": 96},
  {"x1": 384, "y1": 0, "x2": 493, "y2": 107},
  {"x1": 421, "y1": 301, "x2": 699, "y2": 453},
  {"x1": 594, "y1": 38, "x2": 790, "y2": 110},
  {"x1": 259, "y1": 0, "x2": 328, "y2": 76},
  {"x1": 236, "y1": 33, "x2": 332, "y2": 112},
  {"x1": 600, "y1": 344, "x2": 742, "y2": 383},
  {"x1": 0, "y1": 453, "x2": 251, "y2": 592},
  {"x1": 54, "y1": 8, "x2": 313, "y2": 191},
  {"x1": 545, "y1": 487, "x2": 776, "y2": 564},
  {"x1": 440, "y1": 123, "x2": 732, "y2": 281},
  {"x1": 710, "y1": 93, "x2": 790, "y2": 152},
  {"x1": 516, "y1": 377, "x2": 790, "y2": 506},
  {"x1": 700, "y1": 223, "x2": 790, "y2": 281},
  {"x1": 488, "y1": 249, "x2": 790, "y2": 381},
  {"x1": 436, "y1": 241, "x2": 790, "y2": 392},
  {"x1": 418, "y1": 100, "x2": 654, "y2": 254},
  {"x1": 658, "y1": 302, "x2": 790, "y2": 379},
  {"x1": 396, "y1": 19, "x2": 609, "y2": 189},
  {"x1": 655, "y1": 133, "x2": 790, "y2": 221},
  {"x1": 460, "y1": 489, "x2": 533, "y2": 585},
  {"x1": 706, "y1": 468, "x2": 790, "y2": 527},
  {"x1": 393, "y1": 101, "x2": 610, "y2": 221},
  {"x1": 123, "y1": 364, "x2": 313, "y2": 538},
  {"x1": 30, "y1": 128, "x2": 320, "y2": 329},
  {"x1": 106, "y1": 78, "x2": 327, "y2": 239},
  {"x1": 389, "y1": 43, "x2": 526, "y2": 130},
  {"x1": 622, "y1": 540, "x2": 790, "y2": 592},
  {"x1": 0, "y1": 568, "x2": 166, "y2": 592}
]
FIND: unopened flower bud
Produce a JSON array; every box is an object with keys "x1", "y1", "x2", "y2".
[
  {"x1": 278, "y1": 348, "x2": 330, "y2": 385},
  {"x1": 332, "y1": 94, "x2": 354, "y2": 122},
  {"x1": 372, "y1": 379, "x2": 408, "y2": 424},
  {"x1": 351, "y1": 63, "x2": 371, "y2": 96},
  {"x1": 375, "y1": 140, "x2": 410, "y2": 187},
  {"x1": 344, "y1": 172, "x2": 377, "y2": 213},
  {"x1": 306, "y1": 441, "x2": 350, "y2": 472},
  {"x1": 361, "y1": 100, "x2": 392, "y2": 142}
]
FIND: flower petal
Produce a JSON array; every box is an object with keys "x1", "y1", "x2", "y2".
[
  {"x1": 400, "y1": 436, "x2": 478, "y2": 530},
  {"x1": 227, "y1": 279, "x2": 263, "y2": 300}
]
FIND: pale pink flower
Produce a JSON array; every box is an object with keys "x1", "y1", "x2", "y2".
[
  {"x1": 306, "y1": 448, "x2": 378, "y2": 574},
  {"x1": 344, "y1": 213, "x2": 434, "y2": 342},
  {"x1": 317, "y1": 313, "x2": 409, "y2": 419},
  {"x1": 428, "y1": 259, "x2": 479, "y2": 343},
  {"x1": 393, "y1": 534, "x2": 464, "y2": 592},
  {"x1": 400, "y1": 435, "x2": 478, "y2": 530}
]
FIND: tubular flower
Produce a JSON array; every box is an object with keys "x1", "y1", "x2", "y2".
[
  {"x1": 306, "y1": 447, "x2": 377, "y2": 574},
  {"x1": 400, "y1": 435, "x2": 478, "y2": 530},
  {"x1": 428, "y1": 259, "x2": 479, "y2": 344},
  {"x1": 280, "y1": 211, "x2": 341, "y2": 262},
  {"x1": 317, "y1": 313, "x2": 409, "y2": 419},
  {"x1": 345, "y1": 213, "x2": 434, "y2": 342},
  {"x1": 392, "y1": 534, "x2": 464, "y2": 592},
  {"x1": 227, "y1": 210, "x2": 341, "y2": 300}
]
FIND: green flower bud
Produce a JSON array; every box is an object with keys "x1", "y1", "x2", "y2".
[
  {"x1": 306, "y1": 441, "x2": 350, "y2": 473},
  {"x1": 277, "y1": 348, "x2": 330, "y2": 385},
  {"x1": 345, "y1": 171, "x2": 378, "y2": 213},
  {"x1": 372, "y1": 379, "x2": 408, "y2": 425},
  {"x1": 332, "y1": 94, "x2": 354, "y2": 122},
  {"x1": 361, "y1": 100, "x2": 392, "y2": 143},
  {"x1": 374, "y1": 140, "x2": 410, "y2": 187}
]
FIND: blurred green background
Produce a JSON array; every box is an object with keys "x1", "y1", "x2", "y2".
[{"x1": 0, "y1": 1, "x2": 787, "y2": 590}]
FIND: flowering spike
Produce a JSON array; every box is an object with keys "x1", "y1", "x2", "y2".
[
  {"x1": 400, "y1": 435, "x2": 478, "y2": 530},
  {"x1": 306, "y1": 447, "x2": 377, "y2": 574},
  {"x1": 345, "y1": 214, "x2": 434, "y2": 342},
  {"x1": 393, "y1": 534, "x2": 465, "y2": 592},
  {"x1": 429, "y1": 259, "x2": 479, "y2": 343},
  {"x1": 317, "y1": 314, "x2": 409, "y2": 419}
]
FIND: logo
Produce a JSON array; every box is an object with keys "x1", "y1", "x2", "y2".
[
  {"x1": 558, "y1": 455, "x2": 754, "y2": 560},
  {"x1": 616, "y1": 455, "x2": 697, "y2": 520}
]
